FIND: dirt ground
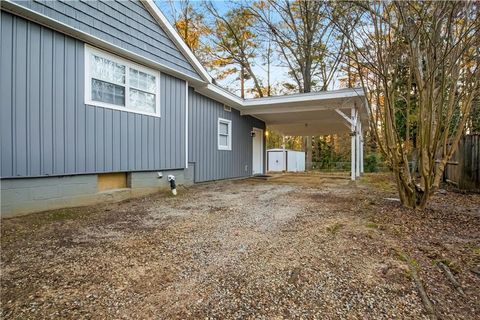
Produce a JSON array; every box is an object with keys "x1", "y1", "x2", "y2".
[{"x1": 1, "y1": 173, "x2": 479, "y2": 319}]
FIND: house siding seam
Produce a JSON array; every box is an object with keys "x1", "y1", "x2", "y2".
[
  {"x1": 9, "y1": 0, "x2": 202, "y2": 80},
  {"x1": 188, "y1": 89, "x2": 265, "y2": 183},
  {"x1": 0, "y1": 11, "x2": 186, "y2": 178}
]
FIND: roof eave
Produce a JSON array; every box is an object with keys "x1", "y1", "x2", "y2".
[
  {"x1": 243, "y1": 88, "x2": 365, "y2": 107},
  {"x1": 141, "y1": 0, "x2": 213, "y2": 84}
]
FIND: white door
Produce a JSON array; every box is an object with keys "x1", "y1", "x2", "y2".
[
  {"x1": 268, "y1": 151, "x2": 284, "y2": 172},
  {"x1": 287, "y1": 151, "x2": 297, "y2": 172},
  {"x1": 297, "y1": 151, "x2": 305, "y2": 171},
  {"x1": 252, "y1": 128, "x2": 263, "y2": 175}
]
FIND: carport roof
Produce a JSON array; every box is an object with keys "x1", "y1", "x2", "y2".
[{"x1": 240, "y1": 88, "x2": 368, "y2": 136}]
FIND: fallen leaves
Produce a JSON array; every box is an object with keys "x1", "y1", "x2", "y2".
[{"x1": 1, "y1": 173, "x2": 478, "y2": 319}]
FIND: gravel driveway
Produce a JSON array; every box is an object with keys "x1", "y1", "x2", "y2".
[{"x1": 1, "y1": 173, "x2": 479, "y2": 319}]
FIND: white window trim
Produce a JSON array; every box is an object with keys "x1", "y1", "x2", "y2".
[
  {"x1": 218, "y1": 118, "x2": 232, "y2": 151},
  {"x1": 224, "y1": 104, "x2": 231, "y2": 112},
  {"x1": 84, "y1": 44, "x2": 161, "y2": 117}
]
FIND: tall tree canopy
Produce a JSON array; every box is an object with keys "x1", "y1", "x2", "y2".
[
  {"x1": 205, "y1": 3, "x2": 264, "y2": 98},
  {"x1": 249, "y1": 0, "x2": 345, "y2": 169},
  {"x1": 167, "y1": 0, "x2": 211, "y2": 62},
  {"x1": 250, "y1": 0, "x2": 344, "y2": 93}
]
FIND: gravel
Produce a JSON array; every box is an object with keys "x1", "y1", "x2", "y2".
[{"x1": 1, "y1": 173, "x2": 478, "y2": 319}]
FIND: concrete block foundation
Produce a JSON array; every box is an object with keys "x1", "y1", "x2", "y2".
[{"x1": 1, "y1": 169, "x2": 193, "y2": 218}]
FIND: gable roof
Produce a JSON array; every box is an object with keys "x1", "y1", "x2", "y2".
[{"x1": 140, "y1": 0, "x2": 213, "y2": 83}]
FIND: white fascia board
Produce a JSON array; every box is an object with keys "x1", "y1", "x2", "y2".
[
  {"x1": 241, "y1": 104, "x2": 339, "y2": 115},
  {"x1": 185, "y1": 81, "x2": 189, "y2": 168},
  {"x1": 1, "y1": 0, "x2": 207, "y2": 87},
  {"x1": 141, "y1": 0, "x2": 213, "y2": 84},
  {"x1": 195, "y1": 84, "x2": 244, "y2": 109},
  {"x1": 206, "y1": 84, "x2": 244, "y2": 106},
  {"x1": 197, "y1": 87, "x2": 366, "y2": 116},
  {"x1": 242, "y1": 88, "x2": 365, "y2": 107}
]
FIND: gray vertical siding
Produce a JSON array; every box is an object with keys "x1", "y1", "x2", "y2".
[
  {"x1": 1, "y1": 12, "x2": 186, "y2": 178},
  {"x1": 9, "y1": 0, "x2": 201, "y2": 80},
  {"x1": 188, "y1": 89, "x2": 265, "y2": 182}
]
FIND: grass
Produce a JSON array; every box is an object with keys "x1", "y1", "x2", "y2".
[
  {"x1": 0, "y1": 208, "x2": 86, "y2": 244},
  {"x1": 396, "y1": 250, "x2": 420, "y2": 278},
  {"x1": 472, "y1": 247, "x2": 480, "y2": 256},
  {"x1": 366, "y1": 222, "x2": 379, "y2": 229},
  {"x1": 46, "y1": 209, "x2": 81, "y2": 221},
  {"x1": 433, "y1": 258, "x2": 460, "y2": 274},
  {"x1": 360, "y1": 173, "x2": 397, "y2": 192},
  {"x1": 22, "y1": 208, "x2": 86, "y2": 228},
  {"x1": 396, "y1": 250, "x2": 418, "y2": 268},
  {"x1": 326, "y1": 222, "x2": 344, "y2": 235}
]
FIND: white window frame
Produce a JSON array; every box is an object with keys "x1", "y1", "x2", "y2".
[
  {"x1": 85, "y1": 44, "x2": 161, "y2": 117},
  {"x1": 218, "y1": 118, "x2": 232, "y2": 151}
]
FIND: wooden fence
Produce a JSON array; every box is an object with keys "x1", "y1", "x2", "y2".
[{"x1": 443, "y1": 134, "x2": 480, "y2": 192}]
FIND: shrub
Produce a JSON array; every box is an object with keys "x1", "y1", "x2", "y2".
[{"x1": 365, "y1": 153, "x2": 380, "y2": 172}]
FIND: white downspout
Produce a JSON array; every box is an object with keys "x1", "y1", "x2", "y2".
[
  {"x1": 351, "y1": 106, "x2": 356, "y2": 181},
  {"x1": 356, "y1": 113, "x2": 360, "y2": 178},
  {"x1": 360, "y1": 121, "x2": 364, "y2": 174},
  {"x1": 185, "y1": 81, "x2": 189, "y2": 169}
]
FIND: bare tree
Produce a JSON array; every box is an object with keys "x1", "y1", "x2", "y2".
[
  {"x1": 166, "y1": 0, "x2": 210, "y2": 60},
  {"x1": 250, "y1": 0, "x2": 343, "y2": 92},
  {"x1": 333, "y1": 1, "x2": 480, "y2": 208},
  {"x1": 249, "y1": 0, "x2": 345, "y2": 169},
  {"x1": 205, "y1": 2, "x2": 264, "y2": 98},
  {"x1": 168, "y1": 0, "x2": 194, "y2": 48}
]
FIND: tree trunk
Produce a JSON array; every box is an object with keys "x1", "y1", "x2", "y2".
[
  {"x1": 240, "y1": 64, "x2": 245, "y2": 99},
  {"x1": 267, "y1": 37, "x2": 271, "y2": 96},
  {"x1": 244, "y1": 63, "x2": 264, "y2": 98},
  {"x1": 393, "y1": 166, "x2": 431, "y2": 209}
]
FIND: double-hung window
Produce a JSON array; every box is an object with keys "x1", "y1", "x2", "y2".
[
  {"x1": 85, "y1": 45, "x2": 160, "y2": 117},
  {"x1": 218, "y1": 118, "x2": 232, "y2": 151}
]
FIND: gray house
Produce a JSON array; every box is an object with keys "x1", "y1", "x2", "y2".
[{"x1": 0, "y1": 0, "x2": 368, "y2": 217}]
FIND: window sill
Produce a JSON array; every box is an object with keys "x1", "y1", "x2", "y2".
[{"x1": 85, "y1": 100, "x2": 161, "y2": 118}]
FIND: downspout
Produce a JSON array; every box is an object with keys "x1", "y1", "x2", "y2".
[
  {"x1": 351, "y1": 106, "x2": 356, "y2": 181},
  {"x1": 185, "y1": 81, "x2": 189, "y2": 169}
]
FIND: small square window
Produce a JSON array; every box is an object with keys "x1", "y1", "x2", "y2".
[
  {"x1": 224, "y1": 105, "x2": 232, "y2": 112},
  {"x1": 218, "y1": 118, "x2": 232, "y2": 151}
]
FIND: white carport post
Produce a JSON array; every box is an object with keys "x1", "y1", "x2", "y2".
[
  {"x1": 360, "y1": 122, "x2": 364, "y2": 174},
  {"x1": 351, "y1": 106, "x2": 356, "y2": 181}
]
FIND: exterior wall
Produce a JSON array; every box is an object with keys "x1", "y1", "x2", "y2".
[
  {"x1": 8, "y1": 0, "x2": 201, "y2": 80},
  {"x1": 1, "y1": 169, "x2": 193, "y2": 218},
  {"x1": 188, "y1": 89, "x2": 266, "y2": 182},
  {"x1": 0, "y1": 7, "x2": 267, "y2": 216},
  {"x1": 1, "y1": 11, "x2": 187, "y2": 178}
]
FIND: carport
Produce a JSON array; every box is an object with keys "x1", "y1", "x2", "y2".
[{"x1": 240, "y1": 88, "x2": 368, "y2": 181}]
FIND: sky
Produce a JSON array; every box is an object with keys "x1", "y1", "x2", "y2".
[{"x1": 155, "y1": 1, "x2": 343, "y2": 97}]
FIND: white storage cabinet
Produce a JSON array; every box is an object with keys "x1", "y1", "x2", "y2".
[{"x1": 267, "y1": 149, "x2": 305, "y2": 172}]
